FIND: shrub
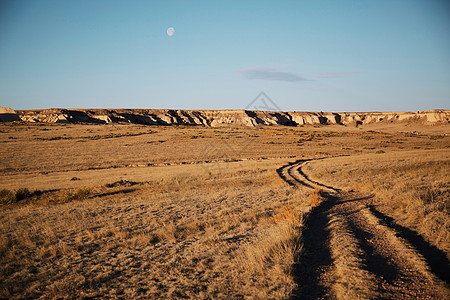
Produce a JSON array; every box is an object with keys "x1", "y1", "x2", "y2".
[
  {"x1": 61, "y1": 188, "x2": 91, "y2": 202},
  {"x1": 0, "y1": 189, "x2": 15, "y2": 204},
  {"x1": 308, "y1": 188, "x2": 322, "y2": 207},
  {"x1": 15, "y1": 188, "x2": 31, "y2": 200},
  {"x1": 0, "y1": 188, "x2": 32, "y2": 204},
  {"x1": 375, "y1": 150, "x2": 385, "y2": 154},
  {"x1": 273, "y1": 205, "x2": 299, "y2": 224},
  {"x1": 297, "y1": 133, "x2": 315, "y2": 143}
]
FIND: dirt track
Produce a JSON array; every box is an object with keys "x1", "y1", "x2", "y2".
[{"x1": 278, "y1": 160, "x2": 450, "y2": 299}]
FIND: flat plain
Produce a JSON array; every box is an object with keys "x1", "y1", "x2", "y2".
[{"x1": 0, "y1": 120, "x2": 449, "y2": 299}]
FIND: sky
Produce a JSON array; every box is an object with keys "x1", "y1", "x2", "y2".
[{"x1": 0, "y1": 0, "x2": 449, "y2": 112}]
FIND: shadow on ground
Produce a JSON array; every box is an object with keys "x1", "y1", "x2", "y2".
[
  {"x1": 368, "y1": 205, "x2": 450, "y2": 284},
  {"x1": 291, "y1": 197, "x2": 336, "y2": 299}
]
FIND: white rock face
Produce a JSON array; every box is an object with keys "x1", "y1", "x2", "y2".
[
  {"x1": 93, "y1": 115, "x2": 112, "y2": 123},
  {"x1": 13, "y1": 108, "x2": 450, "y2": 126}
]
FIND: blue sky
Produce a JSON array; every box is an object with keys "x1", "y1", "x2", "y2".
[{"x1": 0, "y1": 0, "x2": 449, "y2": 111}]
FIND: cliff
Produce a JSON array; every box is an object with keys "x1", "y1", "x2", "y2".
[
  {"x1": 0, "y1": 107, "x2": 21, "y2": 122},
  {"x1": 5, "y1": 108, "x2": 450, "y2": 126}
]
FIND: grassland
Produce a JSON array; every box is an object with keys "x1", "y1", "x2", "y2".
[
  {"x1": 0, "y1": 121, "x2": 449, "y2": 299},
  {"x1": 305, "y1": 149, "x2": 450, "y2": 255}
]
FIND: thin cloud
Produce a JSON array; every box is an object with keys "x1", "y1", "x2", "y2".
[
  {"x1": 238, "y1": 66, "x2": 306, "y2": 82},
  {"x1": 315, "y1": 72, "x2": 360, "y2": 79}
]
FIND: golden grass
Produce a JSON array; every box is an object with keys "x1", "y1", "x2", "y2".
[
  {"x1": 1, "y1": 122, "x2": 448, "y2": 184},
  {"x1": 0, "y1": 122, "x2": 448, "y2": 298},
  {"x1": 235, "y1": 203, "x2": 304, "y2": 298},
  {"x1": 308, "y1": 187, "x2": 322, "y2": 207},
  {"x1": 273, "y1": 205, "x2": 299, "y2": 224},
  {"x1": 0, "y1": 188, "x2": 31, "y2": 204},
  {"x1": 0, "y1": 161, "x2": 310, "y2": 298},
  {"x1": 307, "y1": 149, "x2": 450, "y2": 254},
  {"x1": 59, "y1": 187, "x2": 91, "y2": 202},
  {"x1": 327, "y1": 213, "x2": 379, "y2": 299}
]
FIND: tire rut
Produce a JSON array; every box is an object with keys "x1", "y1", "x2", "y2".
[{"x1": 279, "y1": 159, "x2": 450, "y2": 300}]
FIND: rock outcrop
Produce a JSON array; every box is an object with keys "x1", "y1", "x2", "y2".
[
  {"x1": 12, "y1": 108, "x2": 450, "y2": 127},
  {"x1": 0, "y1": 107, "x2": 21, "y2": 122}
]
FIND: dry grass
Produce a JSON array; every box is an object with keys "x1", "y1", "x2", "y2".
[
  {"x1": 235, "y1": 203, "x2": 304, "y2": 298},
  {"x1": 0, "y1": 160, "x2": 310, "y2": 299},
  {"x1": 0, "y1": 188, "x2": 31, "y2": 204},
  {"x1": 327, "y1": 213, "x2": 379, "y2": 299},
  {"x1": 0, "y1": 189, "x2": 15, "y2": 204},
  {"x1": 308, "y1": 187, "x2": 322, "y2": 207},
  {"x1": 273, "y1": 205, "x2": 299, "y2": 224},
  {"x1": 307, "y1": 149, "x2": 450, "y2": 255},
  {"x1": 1, "y1": 122, "x2": 448, "y2": 182},
  {"x1": 360, "y1": 207, "x2": 450, "y2": 299},
  {"x1": 59, "y1": 187, "x2": 91, "y2": 202},
  {"x1": 0, "y1": 122, "x2": 448, "y2": 298}
]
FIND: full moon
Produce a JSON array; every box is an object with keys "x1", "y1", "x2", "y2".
[{"x1": 166, "y1": 27, "x2": 175, "y2": 37}]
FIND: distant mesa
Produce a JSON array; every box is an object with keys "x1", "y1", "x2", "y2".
[
  {"x1": 4, "y1": 107, "x2": 450, "y2": 127},
  {"x1": 0, "y1": 107, "x2": 21, "y2": 122}
]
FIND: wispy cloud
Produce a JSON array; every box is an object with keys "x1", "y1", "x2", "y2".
[
  {"x1": 237, "y1": 66, "x2": 306, "y2": 82},
  {"x1": 237, "y1": 66, "x2": 359, "y2": 82},
  {"x1": 314, "y1": 71, "x2": 359, "y2": 79}
]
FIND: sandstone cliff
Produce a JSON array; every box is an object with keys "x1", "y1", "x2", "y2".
[
  {"x1": 7, "y1": 108, "x2": 450, "y2": 126},
  {"x1": 0, "y1": 107, "x2": 21, "y2": 122}
]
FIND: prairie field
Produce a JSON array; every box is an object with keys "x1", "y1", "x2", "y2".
[{"x1": 0, "y1": 121, "x2": 449, "y2": 299}]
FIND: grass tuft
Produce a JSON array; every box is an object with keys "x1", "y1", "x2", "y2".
[
  {"x1": 1, "y1": 188, "x2": 32, "y2": 204},
  {"x1": 308, "y1": 187, "x2": 322, "y2": 207},
  {"x1": 60, "y1": 188, "x2": 91, "y2": 202},
  {"x1": 273, "y1": 205, "x2": 299, "y2": 224},
  {"x1": 0, "y1": 189, "x2": 15, "y2": 204},
  {"x1": 15, "y1": 188, "x2": 31, "y2": 201}
]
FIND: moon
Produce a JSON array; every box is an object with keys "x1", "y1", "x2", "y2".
[{"x1": 166, "y1": 27, "x2": 175, "y2": 37}]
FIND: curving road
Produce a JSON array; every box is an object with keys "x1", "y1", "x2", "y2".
[{"x1": 277, "y1": 159, "x2": 450, "y2": 300}]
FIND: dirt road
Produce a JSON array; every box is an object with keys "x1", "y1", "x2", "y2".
[{"x1": 278, "y1": 160, "x2": 450, "y2": 299}]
